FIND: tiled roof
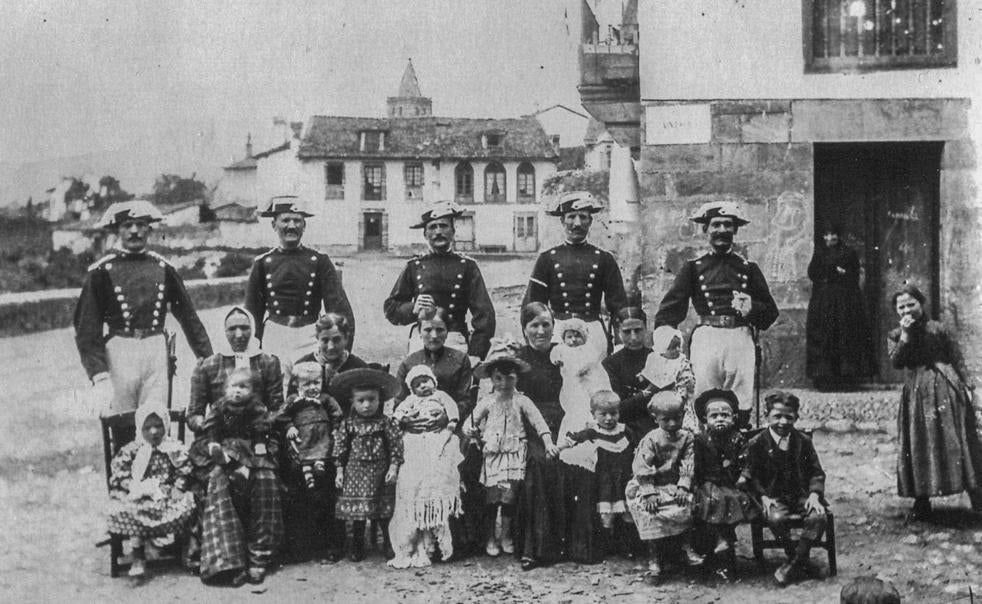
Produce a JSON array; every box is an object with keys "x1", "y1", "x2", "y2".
[
  {"x1": 223, "y1": 141, "x2": 291, "y2": 171},
  {"x1": 298, "y1": 116, "x2": 559, "y2": 161}
]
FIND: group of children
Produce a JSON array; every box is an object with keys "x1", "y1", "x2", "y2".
[{"x1": 107, "y1": 328, "x2": 829, "y2": 589}]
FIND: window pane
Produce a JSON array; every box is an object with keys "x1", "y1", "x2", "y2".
[
  {"x1": 455, "y1": 163, "x2": 473, "y2": 200},
  {"x1": 404, "y1": 163, "x2": 423, "y2": 187},
  {"x1": 363, "y1": 164, "x2": 385, "y2": 200},
  {"x1": 326, "y1": 163, "x2": 344, "y2": 185}
]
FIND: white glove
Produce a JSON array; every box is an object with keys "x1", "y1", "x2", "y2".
[
  {"x1": 84, "y1": 374, "x2": 114, "y2": 418},
  {"x1": 412, "y1": 294, "x2": 435, "y2": 315}
]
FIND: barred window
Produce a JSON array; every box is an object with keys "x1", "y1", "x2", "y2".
[
  {"x1": 363, "y1": 163, "x2": 386, "y2": 201},
  {"x1": 804, "y1": 0, "x2": 956, "y2": 72}
]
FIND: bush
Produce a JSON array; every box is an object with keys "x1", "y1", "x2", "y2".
[{"x1": 215, "y1": 252, "x2": 254, "y2": 278}]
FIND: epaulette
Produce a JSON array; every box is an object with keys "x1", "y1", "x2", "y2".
[
  {"x1": 254, "y1": 248, "x2": 276, "y2": 262},
  {"x1": 87, "y1": 253, "x2": 117, "y2": 272},
  {"x1": 146, "y1": 250, "x2": 174, "y2": 268},
  {"x1": 456, "y1": 252, "x2": 476, "y2": 263},
  {"x1": 731, "y1": 252, "x2": 749, "y2": 265}
]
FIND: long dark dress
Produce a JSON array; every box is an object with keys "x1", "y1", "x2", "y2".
[
  {"x1": 603, "y1": 346, "x2": 655, "y2": 436},
  {"x1": 889, "y1": 320, "x2": 982, "y2": 498},
  {"x1": 515, "y1": 343, "x2": 568, "y2": 564},
  {"x1": 806, "y1": 244, "x2": 875, "y2": 382}
]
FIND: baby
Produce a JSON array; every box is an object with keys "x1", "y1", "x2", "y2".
[
  {"x1": 284, "y1": 362, "x2": 343, "y2": 489},
  {"x1": 392, "y1": 365, "x2": 460, "y2": 439},
  {"x1": 552, "y1": 319, "x2": 612, "y2": 439},
  {"x1": 639, "y1": 325, "x2": 697, "y2": 434}
]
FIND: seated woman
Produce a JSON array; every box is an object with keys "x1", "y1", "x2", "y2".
[
  {"x1": 290, "y1": 313, "x2": 368, "y2": 413},
  {"x1": 189, "y1": 367, "x2": 282, "y2": 587},
  {"x1": 106, "y1": 403, "x2": 195, "y2": 579},
  {"x1": 188, "y1": 306, "x2": 283, "y2": 432}
]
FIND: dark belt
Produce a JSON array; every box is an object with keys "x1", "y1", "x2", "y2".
[
  {"x1": 108, "y1": 327, "x2": 164, "y2": 340},
  {"x1": 267, "y1": 314, "x2": 317, "y2": 328},
  {"x1": 697, "y1": 315, "x2": 747, "y2": 329},
  {"x1": 554, "y1": 311, "x2": 600, "y2": 322}
]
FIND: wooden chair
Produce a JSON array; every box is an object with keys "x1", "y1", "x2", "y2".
[
  {"x1": 97, "y1": 408, "x2": 187, "y2": 577},
  {"x1": 741, "y1": 428, "x2": 838, "y2": 576}
]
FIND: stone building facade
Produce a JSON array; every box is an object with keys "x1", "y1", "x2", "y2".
[{"x1": 579, "y1": 0, "x2": 981, "y2": 387}]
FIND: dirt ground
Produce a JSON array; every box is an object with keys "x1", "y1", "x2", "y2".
[{"x1": 3, "y1": 255, "x2": 982, "y2": 602}]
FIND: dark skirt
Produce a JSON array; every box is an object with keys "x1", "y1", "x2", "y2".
[
  {"x1": 806, "y1": 282, "x2": 874, "y2": 381},
  {"x1": 897, "y1": 364, "x2": 982, "y2": 498},
  {"x1": 692, "y1": 482, "x2": 758, "y2": 525},
  {"x1": 515, "y1": 434, "x2": 567, "y2": 563},
  {"x1": 595, "y1": 448, "x2": 632, "y2": 510},
  {"x1": 562, "y1": 463, "x2": 601, "y2": 563},
  {"x1": 280, "y1": 460, "x2": 341, "y2": 559}
]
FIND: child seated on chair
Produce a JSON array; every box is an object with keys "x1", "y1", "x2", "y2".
[
  {"x1": 741, "y1": 390, "x2": 828, "y2": 587},
  {"x1": 106, "y1": 404, "x2": 195, "y2": 578},
  {"x1": 283, "y1": 362, "x2": 343, "y2": 490},
  {"x1": 691, "y1": 389, "x2": 758, "y2": 581},
  {"x1": 625, "y1": 392, "x2": 703, "y2": 582}
]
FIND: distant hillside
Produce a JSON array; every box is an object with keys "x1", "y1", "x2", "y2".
[{"x1": 0, "y1": 135, "x2": 228, "y2": 209}]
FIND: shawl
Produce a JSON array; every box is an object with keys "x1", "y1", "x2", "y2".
[
  {"x1": 131, "y1": 403, "x2": 184, "y2": 484},
  {"x1": 216, "y1": 305, "x2": 263, "y2": 369}
]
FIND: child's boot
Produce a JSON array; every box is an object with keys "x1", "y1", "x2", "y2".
[
  {"x1": 313, "y1": 460, "x2": 327, "y2": 477},
  {"x1": 681, "y1": 536, "x2": 704, "y2": 567},
  {"x1": 303, "y1": 465, "x2": 316, "y2": 490},
  {"x1": 380, "y1": 519, "x2": 395, "y2": 560},
  {"x1": 484, "y1": 506, "x2": 500, "y2": 557},
  {"x1": 349, "y1": 521, "x2": 366, "y2": 562},
  {"x1": 500, "y1": 514, "x2": 514, "y2": 554},
  {"x1": 644, "y1": 542, "x2": 662, "y2": 584},
  {"x1": 128, "y1": 539, "x2": 147, "y2": 578}
]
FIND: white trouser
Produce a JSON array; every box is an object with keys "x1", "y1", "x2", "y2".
[
  {"x1": 262, "y1": 321, "x2": 318, "y2": 384},
  {"x1": 689, "y1": 325, "x2": 756, "y2": 411},
  {"x1": 552, "y1": 318, "x2": 608, "y2": 360},
  {"x1": 106, "y1": 334, "x2": 169, "y2": 413}
]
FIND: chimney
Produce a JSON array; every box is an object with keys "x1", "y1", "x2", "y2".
[{"x1": 245, "y1": 133, "x2": 253, "y2": 158}]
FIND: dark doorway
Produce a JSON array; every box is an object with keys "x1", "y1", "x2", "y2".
[
  {"x1": 363, "y1": 212, "x2": 383, "y2": 251},
  {"x1": 813, "y1": 143, "x2": 941, "y2": 383}
]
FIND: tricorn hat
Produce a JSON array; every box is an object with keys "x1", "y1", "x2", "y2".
[
  {"x1": 329, "y1": 366, "x2": 401, "y2": 402},
  {"x1": 258, "y1": 195, "x2": 314, "y2": 218},
  {"x1": 98, "y1": 199, "x2": 165, "y2": 229},
  {"x1": 690, "y1": 201, "x2": 749, "y2": 226},
  {"x1": 548, "y1": 191, "x2": 604, "y2": 217},
  {"x1": 410, "y1": 200, "x2": 465, "y2": 229}
]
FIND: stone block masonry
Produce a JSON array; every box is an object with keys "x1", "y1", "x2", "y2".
[{"x1": 635, "y1": 97, "x2": 976, "y2": 387}]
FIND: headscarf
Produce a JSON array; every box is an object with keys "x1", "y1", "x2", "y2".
[
  {"x1": 559, "y1": 318, "x2": 590, "y2": 340},
  {"x1": 130, "y1": 403, "x2": 183, "y2": 483},
  {"x1": 217, "y1": 305, "x2": 263, "y2": 369},
  {"x1": 640, "y1": 325, "x2": 684, "y2": 390}
]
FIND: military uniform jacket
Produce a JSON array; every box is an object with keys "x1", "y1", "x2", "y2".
[
  {"x1": 245, "y1": 245, "x2": 355, "y2": 344},
  {"x1": 383, "y1": 250, "x2": 495, "y2": 359},
  {"x1": 653, "y1": 249, "x2": 778, "y2": 330},
  {"x1": 522, "y1": 241, "x2": 627, "y2": 324},
  {"x1": 73, "y1": 250, "x2": 213, "y2": 380}
]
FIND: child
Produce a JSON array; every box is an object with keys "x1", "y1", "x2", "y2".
[
  {"x1": 189, "y1": 367, "x2": 275, "y2": 490},
  {"x1": 551, "y1": 319, "x2": 612, "y2": 440},
  {"x1": 331, "y1": 367, "x2": 404, "y2": 562},
  {"x1": 561, "y1": 390, "x2": 638, "y2": 558},
  {"x1": 106, "y1": 404, "x2": 195, "y2": 578},
  {"x1": 392, "y1": 365, "x2": 460, "y2": 436},
  {"x1": 468, "y1": 342, "x2": 558, "y2": 557},
  {"x1": 691, "y1": 389, "x2": 757, "y2": 580},
  {"x1": 388, "y1": 365, "x2": 463, "y2": 568},
  {"x1": 625, "y1": 393, "x2": 703, "y2": 582},
  {"x1": 742, "y1": 390, "x2": 828, "y2": 587},
  {"x1": 639, "y1": 325, "x2": 697, "y2": 434},
  {"x1": 283, "y1": 362, "x2": 343, "y2": 489}
]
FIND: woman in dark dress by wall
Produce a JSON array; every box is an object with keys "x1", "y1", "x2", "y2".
[
  {"x1": 514, "y1": 302, "x2": 566, "y2": 570},
  {"x1": 603, "y1": 307, "x2": 656, "y2": 437},
  {"x1": 806, "y1": 226, "x2": 875, "y2": 389}
]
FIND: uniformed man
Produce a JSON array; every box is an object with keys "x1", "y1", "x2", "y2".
[
  {"x1": 653, "y1": 201, "x2": 779, "y2": 425},
  {"x1": 384, "y1": 201, "x2": 495, "y2": 361},
  {"x1": 245, "y1": 195, "x2": 355, "y2": 380},
  {"x1": 74, "y1": 199, "x2": 213, "y2": 415},
  {"x1": 522, "y1": 191, "x2": 627, "y2": 357}
]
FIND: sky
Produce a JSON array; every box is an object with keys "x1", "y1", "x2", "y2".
[{"x1": 0, "y1": 0, "x2": 583, "y2": 167}]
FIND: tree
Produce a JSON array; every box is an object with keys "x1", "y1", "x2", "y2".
[{"x1": 150, "y1": 173, "x2": 209, "y2": 206}]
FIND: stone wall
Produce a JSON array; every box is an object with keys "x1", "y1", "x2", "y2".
[
  {"x1": 0, "y1": 276, "x2": 249, "y2": 338},
  {"x1": 636, "y1": 98, "x2": 978, "y2": 387}
]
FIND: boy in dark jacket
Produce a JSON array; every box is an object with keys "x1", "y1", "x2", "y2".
[{"x1": 741, "y1": 390, "x2": 827, "y2": 586}]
